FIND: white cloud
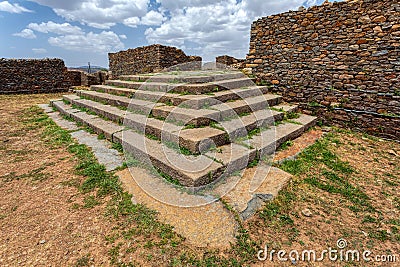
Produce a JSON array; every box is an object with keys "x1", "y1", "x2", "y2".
[
  {"x1": 22, "y1": 0, "x2": 338, "y2": 62},
  {"x1": 48, "y1": 31, "x2": 124, "y2": 53},
  {"x1": 29, "y1": 0, "x2": 148, "y2": 29},
  {"x1": 17, "y1": 20, "x2": 125, "y2": 54},
  {"x1": 28, "y1": 21, "x2": 83, "y2": 35},
  {"x1": 123, "y1": 16, "x2": 140, "y2": 28},
  {"x1": 13, "y1": 29, "x2": 36, "y2": 39},
  {"x1": 240, "y1": 0, "x2": 305, "y2": 16},
  {"x1": 146, "y1": 0, "x2": 311, "y2": 61},
  {"x1": 141, "y1": 10, "x2": 165, "y2": 26},
  {"x1": 0, "y1": 1, "x2": 32, "y2": 13},
  {"x1": 32, "y1": 48, "x2": 47, "y2": 54}
]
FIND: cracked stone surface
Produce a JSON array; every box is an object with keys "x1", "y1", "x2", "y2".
[
  {"x1": 117, "y1": 168, "x2": 238, "y2": 248},
  {"x1": 70, "y1": 130, "x2": 123, "y2": 171}
]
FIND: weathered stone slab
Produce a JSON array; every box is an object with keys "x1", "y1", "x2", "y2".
[
  {"x1": 90, "y1": 85, "x2": 135, "y2": 96},
  {"x1": 205, "y1": 143, "x2": 257, "y2": 174},
  {"x1": 250, "y1": 114, "x2": 317, "y2": 157},
  {"x1": 119, "y1": 75, "x2": 151, "y2": 82},
  {"x1": 37, "y1": 103, "x2": 55, "y2": 114},
  {"x1": 51, "y1": 100, "x2": 80, "y2": 117},
  {"x1": 71, "y1": 130, "x2": 123, "y2": 171},
  {"x1": 113, "y1": 130, "x2": 225, "y2": 187},
  {"x1": 179, "y1": 127, "x2": 227, "y2": 153},
  {"x1": 47, "y1": 110, "x2": 80, "y2": 131}
]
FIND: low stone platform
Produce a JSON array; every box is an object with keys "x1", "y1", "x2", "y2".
[
  {"x1": 51, "y1": 70, "x2": 317, "y2": 191},
  {"x1": 42, "y1": 77, "x2": 322, "y2": 246}
]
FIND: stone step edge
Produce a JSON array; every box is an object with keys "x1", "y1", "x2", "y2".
[
  {"x1": 118, "y1": 72, "x2": 246, "y2": 84},
  {"x1": 89, "y1": 84, "x2": 279, "y2": 110},
  {"x1": 204, "y1": 114, "x2": 318, "y2": 170},
  {"x1": 75, "y1": 90, "x2": 287, "y2": 127},
  {"x1": 105, "y1": 77, "x2": 254, "y2": 94},
  {"x1": 62, "y1": 94, "x2": 298, "y2": 153}
]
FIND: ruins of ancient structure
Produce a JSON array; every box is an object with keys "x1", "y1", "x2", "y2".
[
  {"x1": 0, "y1": 58, "x2": 70, "y2": 94},
  {"x1": 247, "y1": 0, "x2": 399, "y2": 139},
  {"x1": 109, "y1": 44, "x2": 202, "y2": 77},
  {"x1": 51, "y1": 69, "x2": 316, "y2": 188}
]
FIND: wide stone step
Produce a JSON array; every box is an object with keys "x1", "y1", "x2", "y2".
[
  {"x1": 89, "y1": 85, "x2": 279, "y2": 109},
  {"x1": 150, "y1": 101, "x2": 297, "y2": 128},
  {"x1": 113, "y1": 130, "x2": 227, "y2": 187},
  {"x1": 62, "y1": 95, "x2": 228, "y2": 153},
  {"x1": 221, "y1": 104, "x2": 298, "y2": 140},
  {"x1": 76, "y1": 90, "x2": 283, "y2": 126},
  {"x1": 205, "y1": 114, "x2": 318, "y2": 168},
  {"x1": 149, "y1": 97, "x2": 284, "y2": 127},
  {"x1": 250, "y1": 114, "x2": 317, "y2": 157},
  {"x1": 90, "y1": 85, "x2": 135, "y2": 97},
  {"x1": 119, "y1": 72, "x2": 245, "y2": 84},
  {"x1": 51, "y1": 101, "x2": 124, "y2": 141},
  {"x1": 63, "y1": 94, "x2": 299, "y2": 153},
  {"x1": 105, "y1": 77, "x2": 255, "y2": 94},
  {"x1": 118, "y1": 75, "x2": 151, "y2": 82}
]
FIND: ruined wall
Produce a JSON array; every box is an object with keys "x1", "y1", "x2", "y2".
[
  {"x1": 0, "y1": 58, "x2": 70, "y2": 94},
  {"x1": 66, "y1": 70, "x2": 84, "y2": 87},
  {"x1": 109, "y1": 44, "x2": 202, "y2": 77},
  {"x1": 247, "y1": 0, "x2": 400, "y2": 139},
  {"x1": 66, "y1": 70, "x2": 109, "y2": 87},
  {"x1": 216, "y1": 55, "x2": 246, "y2": 69}
]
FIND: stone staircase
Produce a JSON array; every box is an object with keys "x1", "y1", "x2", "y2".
[{"x1": 51, "y1": 70, "x2": 317, "y2": 189}]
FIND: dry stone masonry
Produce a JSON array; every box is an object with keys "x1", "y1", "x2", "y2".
[
  {"x1": 66, "y1": 70, "x2": 109, "y2": 87},
  {"x1": 0, "y1": 58, "x2": 70, "y2": 94},
  {"x1": 109, "y1": 44, "x2": 202, "y2": 77},
  {"x1": 247, "y1": 0, "x2": 400, "y2": 139},
  {"x1": 216, "y1": 55, "x2": 246, "y2": 69}
]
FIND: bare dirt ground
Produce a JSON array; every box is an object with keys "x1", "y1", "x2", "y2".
[
  {"x1": 0, "y1": 94, "x2": 116, "y2": 266},
  {"x1": 247, "y1": 131, "x2": 400, "y2": 266},
  {"x1": 0, "y1": 93, "x2": 399, "y2": 266}
]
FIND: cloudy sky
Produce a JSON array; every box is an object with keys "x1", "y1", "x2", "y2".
[{"x1": 0, "y1": 0, "x2": 336, "y2": 67}]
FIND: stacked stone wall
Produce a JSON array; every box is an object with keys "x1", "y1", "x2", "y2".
[
  {"x1": 247, "y1": 0, "x2": 399, "y2": 139},
  {"x1": 216, "y1": 55, "x2": 245, "y2": 69},
  {"x1": 0, "y1": 58, "x2": 70, "y2": 94},
  {"x1": 109, "y1": 44, "x2": 202, "y2": 77}
]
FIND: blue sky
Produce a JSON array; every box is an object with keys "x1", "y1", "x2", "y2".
[{"x1": 1, "y1": 0, "x2": 333, "y2": 67}]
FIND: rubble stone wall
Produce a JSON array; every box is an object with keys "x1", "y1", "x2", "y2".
[
  {"x1": 247, "y1": 0, "x2": 400, "y2": 139},
  {"x1": 66, "y1": 70, "x2": 109, "y2": 87},
  {"x1": 109, "y1": 44, "x2": 202, "y2": 77},
  {"x1": 0, "y1": 58, "x2": 70, "y2": 94},
  {"x1": 216, "y1": 55, "x2": 245, "y2": 69}
]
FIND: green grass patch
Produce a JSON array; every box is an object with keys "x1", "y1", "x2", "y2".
[
  {"x1": 278, "y1": 140, "x2": 294, "y2": 151},
  {"x1": 111, "y1": 142, "x2": 123, "y2": 153},
  {"x1": 164, "y1": 141, "x2": 195, "y2": 156},
  {"x1": 83, "y1": 195, "x2": 100, "y2": 208},
  {"x1": 1, "y1": 166, "x2": 50, "y2": 182},
  {"x1": 278, "y1": 132, "x2": 373, "y2": 213}
]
